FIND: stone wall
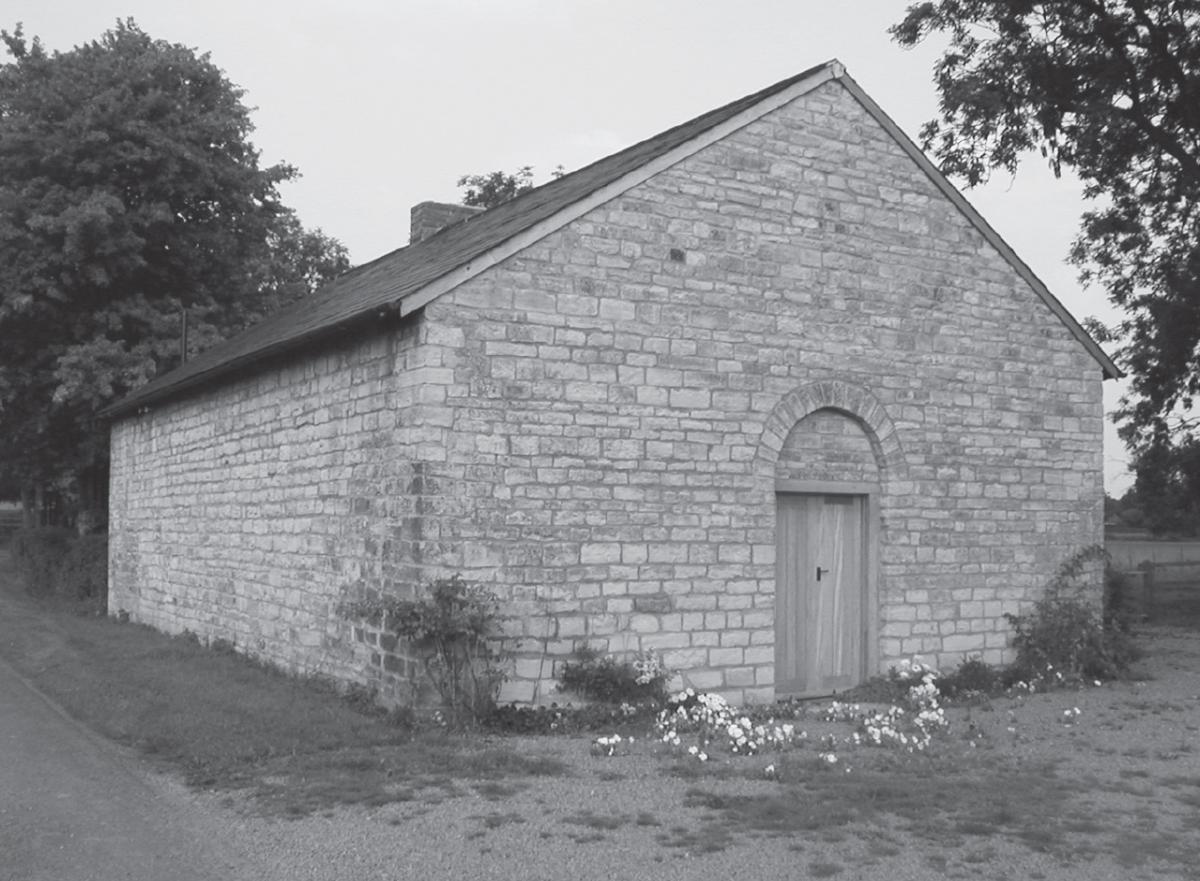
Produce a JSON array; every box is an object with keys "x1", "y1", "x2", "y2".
[
  {"x1": 777, "y1": 410, "x2": 879, "y2": 485},
  {"x1": 108, "y1": 318, "x2": 454, "y2": 702},
  {"x1": 109, "y1": 77, "x2": 1106, "y2": 707},
  {"x1": 415, "y1": 78, "x2": 1105, "y2": 701}
]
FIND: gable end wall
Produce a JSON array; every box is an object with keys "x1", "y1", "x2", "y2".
[{"x1": 418, "y1": 79, "x2": 1105, "y2": 702}]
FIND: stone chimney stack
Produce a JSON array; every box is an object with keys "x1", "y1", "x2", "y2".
[{"x1": 409, "y1": 201, "x2": 484, "y2": 244}]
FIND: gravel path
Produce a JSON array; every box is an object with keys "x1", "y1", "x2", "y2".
[{"x1": 182, "y1": 626, "x2": 1200, "y2": 881}]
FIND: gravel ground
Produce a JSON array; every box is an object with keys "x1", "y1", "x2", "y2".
[{"x1": 170, "y1": 625, "x2": 1200, "y2": 881}]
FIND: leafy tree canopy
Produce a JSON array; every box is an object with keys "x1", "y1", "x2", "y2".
[
  {"x1": 892, "y1": 1, "x2": 1200, "y2": 458},
  {"x1": 457, "y1": 164, "x2": 564, "y2": 209},
  {"x1": 457, "y1": 166, "x2": 535, "y2": 209},
  {"x1": 1124, "y1": 438, "x2": 1200, "y2": 535},
  {"x1": 0, "y1": 20, "x2": 348, "y2": 513}
]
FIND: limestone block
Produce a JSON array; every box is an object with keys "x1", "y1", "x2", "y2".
[
  {"x1": 682, "y1": 669, "x2": 724, "y2": 691},
  {"x1": 707, "y1": 647, "x2": 745, "y2": 667}
]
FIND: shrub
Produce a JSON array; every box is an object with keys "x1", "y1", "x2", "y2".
[
  {"x1": 209, "y1": 636, "x2": 237, "y2": 655},
  {"x1": 12, "y1": 528, "x2": 108, "y2": 603},
  {"x1": 937, "y1": 657, "x2": 999, "y2": 699},
  {"x1": 1102, "y1": 565, "x2": 1137, "y2": 631},
  {"x1": 1003, "y1": 545, "x2": 1139, "y2": 682},
  {"x1": 840, "y1": 674, "x2": 910, "y2": 705},
  {"x1": 485, "y1": 701, "x2": 656, "y2": 735},
  {"x1": 11, "y1": 527, "x2": 75, "y2": 595},
  {"x1": 339, "y1": 575, "x2": 505, "y2": 726},
  {"x1": 59, "y1": 533, "x2": 108, "y2": 602},
  {"x1": 557, "y1": 645, "x2": 672, "y2": 705}
]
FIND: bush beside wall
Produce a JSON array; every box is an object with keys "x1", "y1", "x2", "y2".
[
  {"x1": 11, "y1": 528, "x2": 107, "y2": 601},
  {"x1": 60, "y1": 534, "x2": 109, "y2": 601}
]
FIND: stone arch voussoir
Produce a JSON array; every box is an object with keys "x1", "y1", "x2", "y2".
[{"x1": 757, "y1": 380, "x2": 904, "y2": 483}]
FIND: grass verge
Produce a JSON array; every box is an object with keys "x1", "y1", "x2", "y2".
[{"x1": 0, "y1": 554, "x2": 568, "y2": 816}]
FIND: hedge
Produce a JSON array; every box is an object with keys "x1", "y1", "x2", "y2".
[{"x1": 10, "y1": 527, "x2": 107, "y2": 601}]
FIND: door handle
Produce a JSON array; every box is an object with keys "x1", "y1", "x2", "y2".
[{"x1": 816, "y1": 566, "x2": 829, "y2": 581}]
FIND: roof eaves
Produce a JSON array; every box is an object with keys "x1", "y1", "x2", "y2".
[
  {"x1": 103, "y1": 61, "x2": 846, "y2": 420},
  {"x1": 99, "y1": 303, "x2": 409, "y2": 420}
]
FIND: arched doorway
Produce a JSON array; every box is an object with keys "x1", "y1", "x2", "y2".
[{"x1": 774, "y1": 407, "x2": 881, "y2": 696}]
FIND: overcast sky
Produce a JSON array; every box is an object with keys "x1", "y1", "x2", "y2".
[{"x1": 7, "y1": 0, "x2": 1133, "y2": 491}]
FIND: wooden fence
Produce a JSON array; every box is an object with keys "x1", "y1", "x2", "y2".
[
  {"x1": 1119, "y1": 561, "x2": 1200, "y2": 620},
  {"x1": 0, "y1": 510, "x2": 22, "y2": 546},
  {"x1": 1107, "y1": 539, "x2": 1200, "y2": 570}
]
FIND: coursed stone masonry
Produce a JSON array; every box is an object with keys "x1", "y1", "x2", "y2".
[{"x1": 109, "y1": 78, "x2": 1105, "y2": 706}]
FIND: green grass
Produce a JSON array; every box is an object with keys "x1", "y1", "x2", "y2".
[
  {"x1": 558, "y1": 810, "x2": 630, "y2": 844},
  {"x1": 808, "y1": 862, "x2": 844, "y2": 877},
  {"x1": 655, "y1": 822, "x2": 737, "y2": 853},
  {"x1": 474, "y1": 811, "x2": 526, "y2": 830},
  {"x1": 1149, "y1": 591, "x2": 1200, "y2": 628},
  {"x1": 0, "y1": 559, "x2": 569, "y2": 816},
  {"x1": 561, "y1": 810, "x2": 629, "y2": 831}
]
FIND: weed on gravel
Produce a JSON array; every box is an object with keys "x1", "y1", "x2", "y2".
[{"x1": 670, "y1": 747, "x2": 1095, "y2": 859}]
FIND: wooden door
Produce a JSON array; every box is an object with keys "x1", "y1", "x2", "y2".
[{"x1": 775, "y1": 493, "x2": 865, "y2": 696}]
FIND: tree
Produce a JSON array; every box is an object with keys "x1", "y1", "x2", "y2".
[
  {"x1": 1126, "y1": 437, "x2": 1200, "y2": 534},
  {"x1": 0, "y1": 20, "x2": 349, "y2": 524},
  {"x1": 891, "y1": 2, "x2": 1200, "y2": 458},
  {"x1": 457, "y1": 164, "x2": 564, "y2": 209},
  {"x1": 457, "y1": 166, "x2": 535, "y2": 209}
]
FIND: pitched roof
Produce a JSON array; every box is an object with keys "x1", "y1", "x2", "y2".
[{"x1": 103, "y1": 60, "x2": 1118, "y2": 420}]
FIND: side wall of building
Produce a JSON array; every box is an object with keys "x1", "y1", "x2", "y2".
[{"x1": 108, "y1": 316, "x2": 454, "y2": 700}]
